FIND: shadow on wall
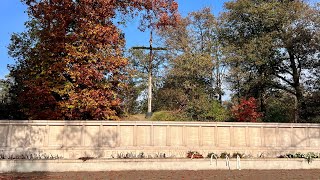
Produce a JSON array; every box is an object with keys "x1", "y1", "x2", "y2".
[
  {"x1": 55, "y1": 123, "x2": 119, "y2": 159},
  {"x1": 1, "y1": 124, "x2": 48, "y2": 154},
  {"x1": 2, "y1": 121, "x2": 320, "y2": 162},
  {"x1": 272, "y1": 127, "x2": 320, "y2": 156},
  {"x1": 0, "y1": 122, "x2": 120, "y2": 160},
  {"x1": 0, "y1": 121, "x2": 119, "y2": 172},
  {"x1": 0, "y1": 124, "x2": 50, "y2": 173}
]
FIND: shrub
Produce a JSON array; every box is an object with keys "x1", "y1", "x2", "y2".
[
  {"x1": 220, "y1": 152, "x2": 230, "y2": 158},
  {"x1": 207, "y1": 152, "x2": 219, "y2": 158},
  {"x1": 278, "y1": 152, "x2": 319, "y2": 164},
  {"x1": 232, "y1": 152, "x2": 244, "y2": 158},
  {"x1": 231, "y1": 97, "x2": 262, "y2": 122},
  {"x1": 150, "y1": 111, "x2": 187, "y2": 121},
  {"x1": 206, "y1": 101, "x2": 231, "y2": 121}
]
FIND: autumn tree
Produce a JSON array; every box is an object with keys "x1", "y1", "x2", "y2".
[
  {"x1": 220, "y1": 0, "x2": 320, "y2": 122},
  {"x1": 231, "y1": 97, "x2": 262, "y2": 122},
  {"x1": 8, "y1": 0, "x2": 179, "y2": 120}
]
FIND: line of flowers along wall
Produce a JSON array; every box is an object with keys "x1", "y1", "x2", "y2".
[{"x1": 0, "y1": 121, "x2": 319, "y2": 158}]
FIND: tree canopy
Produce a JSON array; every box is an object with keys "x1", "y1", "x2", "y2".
[
  {"x1": 220, "y1": 0, "x2": 320, "y2": 122},
  {"x1": 7, "y1": 0, "x2": 179, "y2": 120},
  {"x1": 2, "y1": 0, "x2": 319, "y2": 122}
]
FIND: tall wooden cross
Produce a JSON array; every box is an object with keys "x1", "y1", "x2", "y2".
[{"x1": 132, "y1": 30, "x2": 166, "y2": 118}]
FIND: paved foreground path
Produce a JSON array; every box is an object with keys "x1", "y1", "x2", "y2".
[{"x1": 1, "y1": 170, "x2": 320, "y2": 179}]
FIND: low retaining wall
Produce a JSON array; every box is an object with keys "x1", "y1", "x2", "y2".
[
  {"x1": 0, "y1": 121, "x2": 320, "y2": 158},
  {"x1": 0, "y1": 159, "x2": 319, "y2": 172}
]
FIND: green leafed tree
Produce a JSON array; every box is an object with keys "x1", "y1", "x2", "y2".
[
  {"x1": 155, "y1": 8, "x2": 229, "y2": 121},
  {"x1": 220, "y1": 0, "x2": 320, "y2": 122}
]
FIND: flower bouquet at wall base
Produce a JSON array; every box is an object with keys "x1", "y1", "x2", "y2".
[{"x1": 187, "y1": 151, "x2": 203, "y2": 158}]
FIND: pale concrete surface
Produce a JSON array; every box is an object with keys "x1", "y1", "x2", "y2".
[{"x1": 0, "y1": 159, "x2": 319, "y2": 172}]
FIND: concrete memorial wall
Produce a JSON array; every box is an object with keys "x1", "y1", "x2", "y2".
[{"x1": 0, "y1": 121, "x2": 319, "y2": 158}]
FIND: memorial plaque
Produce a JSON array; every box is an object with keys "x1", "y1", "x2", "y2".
[
  {"x1": 278, "y1": 128, "x2": 292, "y2": 147},
  {"x1": 309, "y1": 128, "x2": 320, "y2": 147},
  {"x1": 186, "y1": 127, "x2": 199, "y2": 146},
  {"x1": 218, "y1": 127, "x2": 230, "y2": 147},
  {"x1": 137, "y1": 126, "x2": 151, "y2": 146},
  {"x1": 249, "y1": 128, "x2": 261, "y2": 147},
  {"x1": 48, "y1": 126, "x2": 64, "y2": 146},
  {"x1": 0, "y1": 126, "x2": 8, "y2": 147},
  {"x1": 202, "y1": 127, "x2": 214, "y2": 146},
  {"x1": 234, "y1": 127, "x2": 246, "y2": 147},
  {"x1": 264, "y1": 128, "x2": 276, "y2": 147},
  {"x1": 29, "y1": 126, "x2": 47, "y2": 147},
  {"x1": 11, "y1": 126, "x2": 26, "y2": 147},
  {"x1": 101, "y1": 126, "x2": 118, "y2": 147},
  {"x1": 292, "y1": 128, "x2": 306, "y2": 147},
  {"x1": 171, "y1": 126, "x2": 183, "y2": 146},
  {"x1": 120, "y1": 126, "x2": 133, "y2": 146},
  {"x1": 65, "y1": 126, "x2": 82, "y2": 146},
  {"x1": 153, "y1": 126, "x2": 166, "y2": 146},
  {"x1": 84, "y1": 126, "x2": 100, "y2": 147}
]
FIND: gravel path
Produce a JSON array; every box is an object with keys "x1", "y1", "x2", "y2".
[{"x1": 1, "y1": 170, "x2": 320, "y2": 180}]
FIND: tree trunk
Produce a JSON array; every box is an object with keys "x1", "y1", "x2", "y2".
[
  {"x1": 259, "y1": 91, "x2": 266, "y2": 115},
  {"x1": 217, "y1": 65, "x2": 222, "y2": 104},
  {"x1": 289, "y1": 52, "x2": 302, "y2": 123}
]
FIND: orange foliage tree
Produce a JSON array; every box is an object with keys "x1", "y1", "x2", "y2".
[
  {"x1": 8, "y1": 0, "x2": 179, "y2": 120},
  {"x1": 231, "y1": 97, "x2": 262, "y2": 122}
]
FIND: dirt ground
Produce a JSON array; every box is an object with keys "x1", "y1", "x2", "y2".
[{"x1": 1, "y1": 170, "x2": 320, "y2": 180}]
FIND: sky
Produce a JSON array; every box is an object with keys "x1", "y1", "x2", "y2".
[{"x1": 0, "y1": 0, "x2": 228, "y2": 79}]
